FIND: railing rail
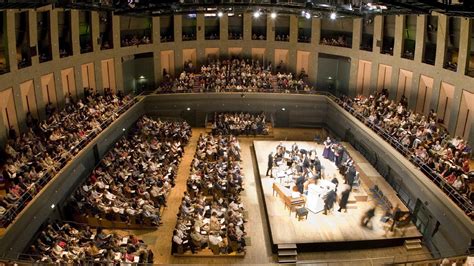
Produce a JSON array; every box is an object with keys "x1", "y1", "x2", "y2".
[{"x1": 0, "y1": 97, "x2": 139, "y2": 228}]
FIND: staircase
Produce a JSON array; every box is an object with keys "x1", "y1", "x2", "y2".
[
  {"x1": 404, "y1": 238, "x2": 423, "y2": 251},
  {"x1": 277, "y1": 244, "x2": 297, "y2": 264}
]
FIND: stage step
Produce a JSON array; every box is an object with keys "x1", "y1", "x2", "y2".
[
  {"x1": 405, "y1": 238, "x2": 422, "y2": 245},
  {"x1": 278, "y1": 249, "x2": 297, "y2": 256},
  {"x1": 277, "y1": 244, "x2": 297, "y2": 250},
  {"x1": 278, "y1": 256, "x2": 297, "y2": 264},
  {"x1": 405, "y1": 240, "x2": 423, "y2": 251}
]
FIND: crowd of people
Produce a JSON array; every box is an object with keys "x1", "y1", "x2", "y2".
[
  {"x1": 212, "y1": 112, "x2": 269, "y2": 136},
  {"x1": 321, "y1": 35, "x2": 350, "y2": 47},
  {"x1": 157, "y1": 58, "x2": 314, "y2": 93},
  {"x1": 339, "y1": 90, "x2": 473, "y2": 216},
  {"x1": 25, "y1": 222, "x2": 153, "y2": 263},
  {"x1": 0, "y1": 89, "x2": 133, "y2": 226},
  {"x1": 121, "y1": 34, "x2": 151, "y2": 47},
  {"x1": 69, "y1": 116, "x2": 191, "y2": 226},
  {"x1": 172, "y1": 134, "x2": 246, "y2": 255}
]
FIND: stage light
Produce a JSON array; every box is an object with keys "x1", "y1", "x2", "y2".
[
  {"x1": 330, "y1": 12, "x2": 337, "y2": 20},
  {"x1": 270, "y1": 12, "x2": 277, "y2": 19},
  {"x1": 253, "y1": 10, "x2": 261, "y2": 18},
  {"x1": 281, "y1": 107, "x2": 286, "y2": 111},
  {"x1": 217, "y1": 11, "x2": 223, "y2": 17},
  {"x1": 305, "y1": 12, "x2": 311, "y2": 19},
  {"x1": 186, "y1": 107, "x2": 191, "y2": 111},
  {"x1": 51, "y1": 204, "x2": 55, "y2": 209}
]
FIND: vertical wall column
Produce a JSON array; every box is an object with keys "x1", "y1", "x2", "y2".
[
  {"x1": 389, "y1": 66, "x2": 400, "y2": 100},
  {"x1": 414, "y1": 15, "x2": 426, "y2": 63},
  {"x1": 28, "y1": 10, "x2": 38, "y2": 66},
  {"x1": 174, "y1": 15, "x2": 182, "y2": 43},
  {"x1": 152, "y1": 16, "x2": 161, "y2": 83},
  {"x1": 394, "y1": 15, "x2": 405, "y2": 58},
  {"x1": 114, "y1": 56, "x2": 124, "y2": 92},
  {"x1": 91, "y1": 11, "x2": 100, "y2": 52},
  {"x1": 54, "y1": 70, "x2": 65, "y2": 109},
  {"x1": 373, "y1": 16, "x2": 383, "y2": 54},
  {"x1": 430, "y1": 76, "x2": 442, "y2": 112},
  {"x1": 448, "y1": 85, "x2": 463, "y2": 134},
  {"x1": 288, "y1": 15, "x2": 298, "y2": 72},
  {"x1": 457, "y1": 18, "x2": 471, "y2": 75},
  {"x1": 0, "y1": 110, "x2": 6, "y2": 147},
  {"x1": 267, "y1": 14, "x2": 273, "y2": 42},
  {"x1": 33, "y1": 76, "x2": 46, "y2": 121},
  {"x1": 348, "y1": 58, "x2": 359, "y2": 97},
  {"x1": 11, "y1": 84, "x2": 26, "y2": 133},
  {"x1": 174, "y1": 15, "x2": 183, "y2": 72},
  {"x1": 6, "y1": 10, "x2": 17, "y2": 72},
  {"x1": 220, "y1": 14, "x2": 228, "y2": 41},
  {"x1": 197, "y1": 14, "x2": 205, "y2": 42},
  {"x1": 75, "y1": 65, "x2": 85, "y2": 97},
  {"x1": 50, "y1": 9, "x2": 60, "y2": 61},
  {"x1": 243, "y1": 13, "x2": 251, "y2": 43},
  {"x1": 71, "y1": 10, "x2": 80, "y2": 56},
  {"x1": 112, "y1": 13, "x2": 120, "y2": 51},
  {"x1": 409, "y1": 71, "x2": 420, "y2": 109},
  {"x1": 352, "y1": 18, "x2": 362, "y2": 50},
  {"x1": 435, "y1": 13, "x2": 448, "y2": 68},
  {"x1": 312, "y1": 18, "x2": 320, "y2": 44},
  {"x1": 94, "y1": 60, "x2": 104, "y2": 94}
]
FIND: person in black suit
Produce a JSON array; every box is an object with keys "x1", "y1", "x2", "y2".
[
  {"x1": 346, "y1": 165, "x2": 356, "y2": 188},
  {"x1": 323, "y1": 189, "x2": 337, "y2": 215},
  {"x1": 266, "y1": 152, "x2": 273, "y2": 177},
  {"x1": 337, "y1": 185, "x2": 351, "y2": 213},
  {"x1": 361, "y1": 206, "x2": 376, "y2": 228},
  {"x1": 295, "y1": 174, "x2": 306, "y2": 194}
]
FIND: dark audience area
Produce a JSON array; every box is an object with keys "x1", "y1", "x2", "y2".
[
  {"x1": 172, "y1": 134, "x2": 246, "y2": 255},
  {"x1": 24, "y1": 221, "x2": 154, "y2": 263},
  {"x1": 0, "y1": 89, "x2": 133, "y2": 227},
  {"x1": 68, "y1": 116, "x2": 191, "y2": 226},
  {"x1": 338, "y1": 90, "x2": 473, "y2": 217}
]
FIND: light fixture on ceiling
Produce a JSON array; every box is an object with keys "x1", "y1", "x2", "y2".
[
  {"x1": 270, "y1": 11, "x2": 277, "y2": 19},
  {"x1": 330, "y1": 12, "x2": 337, "y2": 20},
  {"x1": 253, "y1": 10, "x2": 261, "y2": 18},
  {"x1": 217, "y1": 11, "x2": 223, "y2": 17}
]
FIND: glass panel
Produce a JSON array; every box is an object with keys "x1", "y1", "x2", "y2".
[
  {"x1": 120, "y1": 16, "x2": 152, "y2": 47},
  {"x1": 15, "y1": 12, "x2": 31, "y2": 69},
  {"x1": 252, "y1": 14, "x2": 267, "y2": 40},
  {"x1": 402, "y1": 15, "x2": 417, "y2": 60},
  {"x1": 99, "y1": 11, "x2": 113, "y2": 50},
  {"x1": 297, "y1": 16, "x2": 311, "y2": 43},
  {"x1": 38, "y1": 11, "x2": 52, "y2": 63},
  {"x1": 382, "y1": 15, "x2": 395, "y2": 55},
  {"x1": 467, "y1": 19, "x2": 474, "y2": 77},
  {"x1": 274, "y1": 15, "x2": 289, "y2": 42},
  {"x1": 0, "y1": 11, "x2": 10, "y2": 74},
  {"x1": 182, "y1": 14, "x2": 196, "y2": 41},
  {"x1": 79, "y1": 11, "x2": 93, "y2": 54},
  {"x1": 205, "y1": 14, "x2": 220, "y2": 40},
  {"x1": 58, "y1": 11, "x2": 72, "y2": 58},
  {"x1": 422, "y1": 15, "x2": 437, "y2": 65},
  {"x1": 360, "y1": 17, "x2": 374, "y2": 51},
  {"x1": 320, "y1": 18, "x2": 353, "y2": 48}
]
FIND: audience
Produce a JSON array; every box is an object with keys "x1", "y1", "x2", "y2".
[
  {"x1": 0, "y1": 90, "x2": 133, "y2": 227},
  {"x1": 212, "y1": 112, "x2": 268, "y2": 136},
  {"x1": 157, "y1": 58, "x2": 313, "y2": 93},
  {"x1": 172, "y1": 134, "x2": 246, "y2": 255},
  {"x1": 25, "y1": 222, "x2": 153, "y2": 263},
  {"x1": 69, "y1": 116, "x2": 191, "y2": 226},
  {"x1": 339, "y1": 90, "x2": 473, "y2": 217},
  {"x1": 121, "y1": 34, "x2": 151, "y2": 47},
  {"x1": 321, "y1": 35, "x2": 350, "y2": 47}
]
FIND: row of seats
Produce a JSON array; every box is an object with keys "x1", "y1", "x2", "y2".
[
  {"x1": 69, "y1": 116, "x2": 191, "y2": 227},
  {"x1": 172, "y1": 134, "x2": 247, "y2": 255},
  {"x1": 211, "y1": 112, "x2": 269, "y2": 136},
  {"x1": 0, "y1": 90, "x2": 134, "y2": 227}
]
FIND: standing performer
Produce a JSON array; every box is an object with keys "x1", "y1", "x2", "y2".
[
  {"x1": 266, "y1": 152, "x2": 273, "y2": 177},
  {"x1": 322, "y1": 137, "x2": 332, "y2": 158}
]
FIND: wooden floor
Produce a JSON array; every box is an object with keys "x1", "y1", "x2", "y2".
[
  {"x1": 253, "y1": 140, "x2": 422, "y2": 246},
  {"x1": 85, "y1": 128, "x2": 432, "y2": 264}
]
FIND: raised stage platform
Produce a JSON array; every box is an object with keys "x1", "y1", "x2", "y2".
[{"x1": 253, "y1": 140, "x2": 422, "y2": 252}]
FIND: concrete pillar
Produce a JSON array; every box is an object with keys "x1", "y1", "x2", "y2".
[
  {"x1": 91, "y1": 11, "x2": 100, "y2": 52},
  {"x1": 50, "y1": 9, "x2": 60, "y2": 61},
  {"x1": 71, "y1": 10, "x2": 81, "y2": 56},
  {"x1": 430, "y1": 76, "x2": 442, "y2": 113},
  {"x1": 54, "y1": 70, "x2": 65, "y2": 109},
  {"x1": 112, "y1": 13, "x2": 121, "y2": 49},
  {"x1": 389, "y1": 66, "x2": 400, "y2": 100},
  {"x1": 243, "y1": 13, "x2": 252, "y2": 42},
  {"x1": 435, "y1": 14, "x2": 448, "y2": 68},
  {"x1": 448, "y1": 86, "x2": 463, "y2": 134},
  {"x1": 197, "y1": 14, "x2": 205, "y2": 41},
  {"x1": 369, "y1": 61, "x2": 379, "y2": 95},
  {"x1": 457, "y1": 18, "x2": 471, "y2": 75},
  {"x1": 414, "y1": 15, "x2": 426, "y2": 63},
  {"x1": 75, "y1": 65, "x2": 84, "y2": 98},
  {"x1": 352, "y1": 18, "x2": 362, "y2": 50},
  {"x1": 0, "y1": 109, "x2": 6, "y2": 147},
  {"x1": 220, "y1": 14, "x2": 228, "y2": 41},
  {"x1": 309, "y1": 52, "x2": 318, "y2": 86},
  {"x1": 153, "y1": 52, "x2": 161, "y2": 84},
  {"x1": 6, "y1": 10, "x2": 17, "y2": 72},
  {"x1": 289, "y1": 15, "x2": 298, "y2": 44},
  {"x1": 394, "y1": 15, "x2": 405, "y2": 58},
  {"x1": 348, "y1": 57, "x2": 359, "y2": 97},
  {"x1": 94, "y1": 60, "x2": 104, "y2": 94},
  {"x1": 12, "y1": 84, "x2": 27, "y2": 133},
  {"x1": 174, "y1": 15, "x2": 182, "y2": 43},
  {"x1": 114, "y1": 56, "x2": 125, "y2": 91},
  {"x1": 409, "y1": 72, "x2": 420, "y2": 110},
  {"x1": 266, "y1": 15, "x2": 273, "y2": 41},
  {"x1": 312, "y1": 18, "x2": 320, "y2": 44},
  {"x1": 373, "y1": 15, "x2": 383, "y2": 54},
  {"x1": 468, "y1": 117, "x2": 474, "y2": 148},
  {"x1": 33, "y1": 77, "x2": 46, "y2": 121},
  {"x1": 28, "y1": 10, "x2": 39, "y2": 66}
]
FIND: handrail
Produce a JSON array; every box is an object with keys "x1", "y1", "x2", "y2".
[{"x1": 0, "y1": 96, "x2": 139, "y2": 228}]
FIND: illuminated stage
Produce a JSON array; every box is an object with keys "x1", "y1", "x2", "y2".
[{"x1": 253, "y1": 140, "x2": 422, "y2": 251}]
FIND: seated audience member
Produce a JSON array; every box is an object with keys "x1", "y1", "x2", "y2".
[{"x1": 212, "y1": 112, "x2": 269, "y2": 136}]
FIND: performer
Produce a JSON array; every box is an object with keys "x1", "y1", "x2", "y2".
[
  {"x1": 345, "y1": 165, "x2": 357, "y2": 188},
  {"x1": 323, "y1": 189, "x2": 337, "y2": 215},
  {"x1": 361, "y1": 206, "x2": 376, "y2": 228},
  {"x1": 266, "y1": 152, "x2": 274, "y2": 177},
  {"x1": 322, "y1": 137, "x2": 332, "y2": 158},
  {"x1": 337, "y1": 184, "x2": 351, "y2": 212}
]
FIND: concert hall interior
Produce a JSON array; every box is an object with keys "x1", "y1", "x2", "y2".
[{"x1": 0, "y1": 0, "x2": 473, "y2": 265}]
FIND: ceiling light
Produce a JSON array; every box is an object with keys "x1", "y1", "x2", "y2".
[
  {"x1": 330, "y1": 12, "x2": 337, "y2": 20},
  {"x1": 217, "y1": 11, "x2": 223, "y2": 17},
  {"x1": 253, "y1": 10, "x2": 261, "y2": 18},
  {"x1": 305, "y1": 12, "x2": 311, "y2": 19},
  {"x1": 270, "y1": 12, "x2": 277, "y2": 19}
]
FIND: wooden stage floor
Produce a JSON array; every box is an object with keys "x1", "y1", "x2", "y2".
[{"x1": 253, "y1": 140, "x2": 422, "y2": 249}]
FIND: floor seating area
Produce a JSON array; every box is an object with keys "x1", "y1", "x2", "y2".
[
  {"x1": 68, "y1": 116, "x2": 191, "y2": 228},
  {"x1": 23, "y1": 221, "x2": 154, "y2": 264},
  {"x1": 0, "y1": 91, "x2": 134, "y2": 227},
  {"x1": 172, "y1": 134, "x2": 247, "y2": 256}
]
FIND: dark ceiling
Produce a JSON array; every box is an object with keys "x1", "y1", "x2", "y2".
[{"x1": 0, "y1": 0, "x2": 472, "y2": 18}]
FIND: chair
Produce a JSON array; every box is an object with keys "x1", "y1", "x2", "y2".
[
  {"x1": 209, "y1": 243, "x2": 220, "y2": 255},
  {"x1": 295, "y1": 207, "x2": 309, "y2": 221}
]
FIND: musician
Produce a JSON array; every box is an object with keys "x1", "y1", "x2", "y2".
[
  {"x1": 266, "y1": 152, "x2": 274, "y2": 177},
  {"x1": 323, "y1": 189, "x2": 337, "y2": 215},
  {"x1": 322, "y1": 137, "x2": 332, "y2": 159},
  {"x1": 337, "y1": 184, "x2": 351, "y2": 213}
]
